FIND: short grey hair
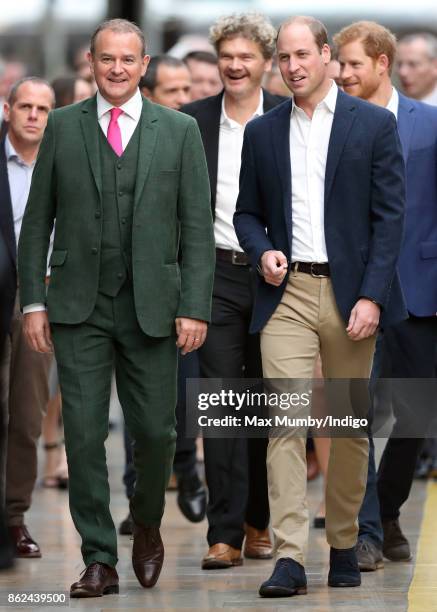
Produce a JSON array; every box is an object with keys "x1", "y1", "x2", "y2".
[
  {"x1": 398, "y1": 32, "x2": 437, "y2": 60},
  {"x1": 90, "y1": 18, "x2": 146, "y2": 57},
  {"x1": 209, "y1": 13, "x2": 276, "y2": 59},
  {"x1": 7, "y1": 77, "x2": 55, "y2": 107}
]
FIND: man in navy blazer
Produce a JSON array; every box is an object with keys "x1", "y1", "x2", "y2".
[
  {"x1": 234, "y1": 16, "x2": 406, "y2": 597},
  {"x1": 335, "y1": 21, "x2": 437, "y2": 570}
]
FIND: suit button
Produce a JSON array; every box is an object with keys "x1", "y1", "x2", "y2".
[
  {"x1": 95, "y1": 211, "x2": 101, "y2": 219},
  {"x1": 91, "y1": 247, "x2": 98, "y2": 254},
  {"x1": 117, "y1": 272, "x2": 123, "y2": 279},
  {"x1": 117, "y1": 163, "x2": 122, "y2": 170},
  {"x1": 118, "y1": 191, "x2": 123, "y2": 197},
  {"x1": 121, "y1": 217, "x2": 126, "y2": 224}
]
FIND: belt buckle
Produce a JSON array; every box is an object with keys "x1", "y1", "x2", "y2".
[
  {"x1": 310, "y1": 262, "x2": 328, "y2": 278},
  {"x1": 232, "y1": 250, "x2": 247, "y2": 266}
]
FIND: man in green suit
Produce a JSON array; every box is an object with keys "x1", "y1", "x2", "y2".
[{"x1": 17, "y1": 18, "x2": 215, "y2": 598}]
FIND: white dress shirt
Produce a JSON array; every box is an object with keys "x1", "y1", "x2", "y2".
[
  {"x1": 214, "y1": 91, "x2": 264, "y2": 252},
  {"x1": 24, "y1": 89, "x2": 143, "y2": 314},
  {"x1": 5, "y1": 134, "x2": 36, "y2": 247},
  {"x1": 386, "y1": 87, "x2": 399, "y2": 119},
  {"x1": 96, "y1": 88, "x2": 143, "y2": 148},
  {"x1": 290, "y1": 81, "x2": 338, "y2": 263}
]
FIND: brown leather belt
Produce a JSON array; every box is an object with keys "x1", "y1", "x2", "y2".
[
  {"x1": 292, "y1": 261, "x2": 330, "y2": 277},
  {"x1": 216, "y1": 248, "x2": 250, "y2": 266}
]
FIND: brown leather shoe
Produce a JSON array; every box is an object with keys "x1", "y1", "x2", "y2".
[
  {"x1": 70, "y1": 563, "x2": 119, "y2": 598},
  {"x1": 132, "y1": 523, "x2": 164, "y2": 588},
  {"x1": 9, "y1": 525, "x2": 41, "y2": 558},
  {"x1": 243, "y1": 524, "x2": 273, "y2": 559},
  {"x1": 201, "y1": 543, "x2": 243, "y2": 569}
]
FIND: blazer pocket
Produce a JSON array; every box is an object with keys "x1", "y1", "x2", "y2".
[
  {"x1": 420, "y1": 241, "x2": 437, "y2": 259},
  {"x1": 49, "y1": 249, "x2": 68, "y2": 267},
  {"x1": 342, "y1": 147, "x2": 366, "y2": 160}
]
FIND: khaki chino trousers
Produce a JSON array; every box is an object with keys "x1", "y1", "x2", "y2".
[{"x1": 261, "y1": 271, "x2": 376, "y2": 565}]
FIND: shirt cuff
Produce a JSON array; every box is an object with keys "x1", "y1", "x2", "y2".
[{"x1": 23, "y1": 303, "x2": 46, "y2": 314}]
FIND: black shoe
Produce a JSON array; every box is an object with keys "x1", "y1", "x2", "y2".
[
  {"x1": 259, "y1": 558, "x2": 307, "y2": 597},
  {"x1": 176, "y1": 472, "x2": 206, "y2": 523},
  {"x1": 382, "y1": 519, "x2": 412, "y2": 561},
  {"x1": 356, "y1": 538, "x2": 384, "y2": 571},
  {"x1": 328, "y1": 546, "x2": 361, "y2": 587},
  {"x1": 119, "y1": 512, "x2": 133, "y2": 536}
]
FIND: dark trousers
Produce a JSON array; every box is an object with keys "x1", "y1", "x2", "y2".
[
  {"x1": 52, "y1": 284, "x2": 177, "y2": 567},
  {"x1": 359, "y1": 315, "x2": 437, "y2": 543},
  {"x1": 1, "y1": 295, "x2": 51, "y2": 525},
  {"x1": 123, "y1": 351, "x2": 198, "y2": 498},
  {"x1": 200, "y1": 259, "x2": 269, "y2": 549}
]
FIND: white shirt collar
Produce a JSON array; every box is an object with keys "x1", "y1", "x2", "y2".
[
  {"x1": 96, "y1": 88, "x2": 143, "y2": 121},
  {"x1": 291, "y1": 80, "x2": 338, "y2": 116},
  {"x1": 4, "y1": 134, "x2": 34, "y2": 167},
  {"x1": 386, "y1": 87, "x2": 399, "y2": 119},
  {"x1": 220, "y1": 89, "x2": 264, "y2": 128}
]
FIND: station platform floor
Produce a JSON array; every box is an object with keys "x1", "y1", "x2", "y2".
[{"x1": 1, "y1": 428, "x2": 436, "y2": 611}]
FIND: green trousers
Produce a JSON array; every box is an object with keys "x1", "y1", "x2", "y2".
[{"x1": 51, "y1": 282, "x2": 177, "y2": 567}]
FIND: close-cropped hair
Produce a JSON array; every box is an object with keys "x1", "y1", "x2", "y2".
[
  {"x1": 398, "y1": 32, "x2": 437, "y2": 60},
  {"x1": 7, "y1": 76, "x2": 55, "y2": 107},
  {"x1": 209, "y1": 13, "x2": 276, "y2": 60},
  {"x1": 278, "y1": 16, "x2": 329, "y2": 52},
  {"x1": 333, "y1": 21, "x2": 397, "y2": 75},
  {"x1": 183, "y1": 51, "x2": 218, "y2": 66},
  {"x1": 90, "y1": 18, "x2": 146, "y2": 57},
  {"x1": 139, "y1": 55, "x2": 186, "y2": 92}
]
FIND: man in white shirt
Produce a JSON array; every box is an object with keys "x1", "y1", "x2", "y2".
[
  {"x1": 335, "y1": 20, "x2": 437, "y2": 572},
  {"x1": 234, "y1": 15, "x2": 406, "y2": 597},
  {"x1": 0, "y1": 77, "x2": 54, "y2": 560},
  {"x1": 183, "y1": 13, "x2": 286, "y2": 569}
]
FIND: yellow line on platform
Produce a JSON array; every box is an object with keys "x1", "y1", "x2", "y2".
[{"x1": 408, "y1": 480, "x2": 437, "y2": 612}]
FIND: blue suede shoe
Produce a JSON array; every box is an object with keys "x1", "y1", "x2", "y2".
[
  {"x1": 328, "y1": 546, "x2": 361, "y2": 587},
  {"x1": 259, "y1": 557, "x2": 307, "y2": 597}
]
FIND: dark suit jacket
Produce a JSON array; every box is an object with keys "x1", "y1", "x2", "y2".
[
  {"x1": 181, "y1": 90, "x2": 287, "y2": 215},
  {"x1": 234, "y1": 89, "x2": 408, "y2": 333},
  {"x1": 397, "y1": 93, "x2": 437, "y2": 317},
  {"x1": 17, "y1": 95, "x2": 215, "y2": 337},
  {"x1": 0, "y1": 138, "x2": 16, "y2": 341}
]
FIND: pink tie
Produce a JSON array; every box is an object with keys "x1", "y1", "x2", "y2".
[{"x1": 107, "y1": 107, "x2": 123, "y2": 156}]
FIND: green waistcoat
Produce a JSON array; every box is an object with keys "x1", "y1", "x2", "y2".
[{"x1": 98, "y1": 120, "x2": 141, "y2": 297}]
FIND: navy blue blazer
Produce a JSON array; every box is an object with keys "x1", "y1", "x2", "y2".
[
  {"x1": 397, "y1": 93, "x2": 437, "y2": 317},
  {"x1": 234, "y1": 89, "x2": 407, "y2": 333}
]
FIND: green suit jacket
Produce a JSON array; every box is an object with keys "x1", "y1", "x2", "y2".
[{"x1": 18, "y1": 94, "x2": 215, "y2": 337}]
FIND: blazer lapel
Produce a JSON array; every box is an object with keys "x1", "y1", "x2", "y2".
[
  {"x1": 397, "y1": 93, "x2": 415, "y2": 162},
  {"x1": 195, "y1": 93, "x2": 222, "y2": 214},
  {"x1": 134, "y1": 97, "x2": 158, "y2": 210},
  {"x1": 324, "y1": 90, "x2": 357, "y2": 205},
  {"x1": 0, "y1": 140, "x2": 17, "y2": 266},
  {"x1": 80, "y1": 95, "x2": 102, "y2": 200},
  {"x1": 270, "y1": 100, "x2": 293, "y2": 245}
]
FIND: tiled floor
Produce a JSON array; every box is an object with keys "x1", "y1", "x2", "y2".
[{"x1": 0, "y1": 429, "x2": 428, "y2": 611}]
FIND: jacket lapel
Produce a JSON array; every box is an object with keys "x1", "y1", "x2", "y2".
[
  {"x1": 324, "y1": 90, "x2": 357, "y2": 205},
  {"x1": 397, "y1": 93, "x2": 415, "y2": 162},
  {"x1": 0, "y1": 140, "x2": 17, "y2": 266},
  {"x1": 80, "y1": 95, "x2": 102, "y2": 200},
  {"x1": 194, "y1": 93, "x2": 222, "y2": 214},
  {"x1": 134, "y1": 97, "x2": 158, "y2": 210},
  {"x1": 270, "y1": 100, "x2": 293, "y2": 246}
]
